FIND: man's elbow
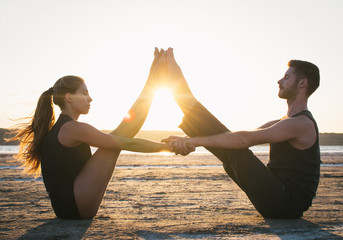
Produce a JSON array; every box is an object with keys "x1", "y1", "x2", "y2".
[
  {"x1": 238, "y1": 139, "x2": 250, "y2": 149},
  {"x1": 235, "y1": 132, "x2": 252, "y2": 149}
]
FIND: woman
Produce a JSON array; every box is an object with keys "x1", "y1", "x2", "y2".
[{"x1": 13, "y1": 48, "x2": 173, "y2": 219}]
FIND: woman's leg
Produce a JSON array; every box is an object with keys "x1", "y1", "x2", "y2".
[
  {"x1": 72, "y1": 49, "x2": 165, "y2": 218},
  {"x1": 74, "y1": 149, "x2": 120, "y2": 219},
  {"x1": 73, "y1": 90, "x2": 154, "y2": 219}
]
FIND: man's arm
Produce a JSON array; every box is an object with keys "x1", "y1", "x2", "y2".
[
  {"x1": 166, "y1": 115, "x2": 315, "y2": 151},
  {"x1": 258, "y1": 119, "x2": 281, "y2": 129}
]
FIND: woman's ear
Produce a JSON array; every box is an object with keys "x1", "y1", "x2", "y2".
[{"x1": 65, "y1": 92, "x2": 73, "y2": 103}]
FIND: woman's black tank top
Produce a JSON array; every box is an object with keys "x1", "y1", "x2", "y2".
[
  {"x1": 41, "y1": 114, "x2": 91, "y2": 195},
  {"x1": 267, "y1": 110, "x2": 321, "y2": 210}
]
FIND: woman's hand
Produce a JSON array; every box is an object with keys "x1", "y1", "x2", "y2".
[{"x1": 162, "y1": 135, "x2": 196, "y2": 156}]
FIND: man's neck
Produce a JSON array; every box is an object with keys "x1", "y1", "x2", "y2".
[{"x1": 286, "y1": 97, "x2": 308, "y2": 117}]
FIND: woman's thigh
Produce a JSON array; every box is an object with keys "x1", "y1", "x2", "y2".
[{"x1": 73, "y1": 148, "x2": 120, "y2": 218}]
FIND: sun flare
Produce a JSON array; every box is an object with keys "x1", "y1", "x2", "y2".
[
  {"x1": 142, "y1": 87, "x2": 183, "y2": 130},
  {"x1": 154, "y1": 87, "x2": 173, "y2": 103}
]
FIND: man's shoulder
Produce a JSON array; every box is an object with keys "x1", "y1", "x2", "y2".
[
  {"x1": 288, "y1": 114, "x2": 315, "y2": 130},
  {"x1": 283, "y1": 114, "x2": 317, "y2": 148}
]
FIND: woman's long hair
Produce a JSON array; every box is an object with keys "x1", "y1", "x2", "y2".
[{"x1": 12, "y1": 76, "x2": 84, "y2": 177}]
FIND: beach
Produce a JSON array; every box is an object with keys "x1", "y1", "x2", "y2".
[{"x1": 1, "y1": 152, "x2": 342, "y2": 240}]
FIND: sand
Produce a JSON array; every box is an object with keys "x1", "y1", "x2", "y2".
[{"x1": 0, "y1": 152, "x2": 342, "y2": 239}]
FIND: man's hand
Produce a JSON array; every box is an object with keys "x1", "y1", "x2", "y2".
[{"x1": 162, "y1": 136, "x2": 196, "y2": 156}]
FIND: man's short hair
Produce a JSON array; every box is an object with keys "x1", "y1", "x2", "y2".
[{"x1": 288, "y1": 60, "x2": 320, "y2": 96}]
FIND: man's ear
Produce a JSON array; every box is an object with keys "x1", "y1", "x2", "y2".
[{"x1": 298, "y1": 78, "x2": 308, "y2": 89}]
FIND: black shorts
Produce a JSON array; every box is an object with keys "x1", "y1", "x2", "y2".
[{"x1": 49, "y1": 184, "x2": 81, "y2": 219}]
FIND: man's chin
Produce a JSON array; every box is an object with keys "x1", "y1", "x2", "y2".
[{"x1": 278, "y1": 93, "x2": 286, "y2": 99}]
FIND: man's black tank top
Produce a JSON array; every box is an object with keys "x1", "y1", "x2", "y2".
[
  {"x1": 267, "y1": 110, "x2": 321, "y2": 211},
  {"x1": 41, "y1": 114, "x2": 91, "y2": 195}
]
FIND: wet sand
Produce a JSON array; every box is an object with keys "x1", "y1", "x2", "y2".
[{"x1": 1, "y1": 153, "x2": 342, "y2": 239}]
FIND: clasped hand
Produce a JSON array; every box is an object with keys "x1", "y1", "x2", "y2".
[{"x1": 162, "y1": 136, "x2": 195, "y2": 156}]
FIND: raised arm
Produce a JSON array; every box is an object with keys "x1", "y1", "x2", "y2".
[{"x1": 111, "y1": 48, "x2": 167, "y2": 138}]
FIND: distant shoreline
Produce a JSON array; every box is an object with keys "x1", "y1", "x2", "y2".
[{"x1": 1, "y1": 128, "x2": 343, "y2": 146}]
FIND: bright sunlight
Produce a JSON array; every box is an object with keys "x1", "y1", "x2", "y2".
[{"x1": 142, "y1": 87, "x2": 183, "y2": 130}]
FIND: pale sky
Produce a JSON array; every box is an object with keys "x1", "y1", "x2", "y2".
[{"x1": 1, "y1": 0, "x2": 342, "y2": 132}]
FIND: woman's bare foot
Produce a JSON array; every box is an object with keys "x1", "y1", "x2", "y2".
[{"x1": 146, "y1": 48, "x2": 167, "y2": 90}]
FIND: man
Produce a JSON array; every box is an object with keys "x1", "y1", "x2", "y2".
[{"x1": 163, "y1": 48, "x2": 321, "y2": 218}]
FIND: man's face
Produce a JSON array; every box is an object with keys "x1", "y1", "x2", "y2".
[{"x1": 277, "y1": 67, "x2": 299, "y2": 99}]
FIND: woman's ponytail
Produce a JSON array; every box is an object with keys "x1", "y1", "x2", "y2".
[{"x1": 13, "y1": 88, "x2": 55, "y2": 177}]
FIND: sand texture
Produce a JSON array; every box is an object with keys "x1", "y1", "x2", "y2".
[{"x1": 1, "y1": 153, "x2": 342, "y2": 239}]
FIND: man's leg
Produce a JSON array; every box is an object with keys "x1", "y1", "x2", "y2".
[
  {"x1": 166, "y1": 48, "x2": 301, "y2": 217},
  {"x1": 179, "y1": 102, "x2": 301, "y2": 218}
]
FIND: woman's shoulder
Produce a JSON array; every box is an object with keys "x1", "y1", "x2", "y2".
[
  {"x1": 60, "y1": 119, "x2": 94, "y2": 133},
  {"x1": 59, "y1": 119, "x2": 99, "y2": 147}
]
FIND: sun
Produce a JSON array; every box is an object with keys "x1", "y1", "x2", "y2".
[{"x1": 142, "y1": 87, "x2": 183, "y2": 130}]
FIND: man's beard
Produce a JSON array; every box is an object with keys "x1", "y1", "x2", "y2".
[{"x1": 278, "y1": 82, "x2": 298, "y2": 99}]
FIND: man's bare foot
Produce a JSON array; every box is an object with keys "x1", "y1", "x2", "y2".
[{"x1": 166, "y1": 48, "x2": 197, "y2": 111}]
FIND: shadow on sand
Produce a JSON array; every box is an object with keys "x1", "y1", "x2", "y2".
[
  {"x1": 264, "y1": 218, "x2": 343, "y2": 240},
  {"x1": 16, "y1": 217, "x2": 342, "y2": 239},
  {"x1": 134, "y1": 218, "x2": 343, "y2": 239},
  {"x1": 17, "y1": 218, "x2": 92, "y2": 240}
]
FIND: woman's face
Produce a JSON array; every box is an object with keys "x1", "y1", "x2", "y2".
[{"x1": 68, "y1": 83, "x2": 93, "y2": 115}]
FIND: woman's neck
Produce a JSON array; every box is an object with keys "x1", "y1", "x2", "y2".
[{"x1": 61, "y1": 109, "x2": 80, "y2": 121}]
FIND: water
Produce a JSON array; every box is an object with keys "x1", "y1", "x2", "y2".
[
  {"x1": 1, "y1": 145, "x2": 342, "y2": 155},
  {"x1": 1, "y1": 145, "x2": 342, "y2": 182},
  {"x1": 0, "y1": 145, "x2": 20, "y2": 154}
]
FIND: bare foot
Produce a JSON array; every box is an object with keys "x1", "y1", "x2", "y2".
[
  {"x1": 146, "y1": 48, "x2": 167, "y2": 90},
  {"x1": 166, "y1": 48, "x2": 197, "y2": 110}
]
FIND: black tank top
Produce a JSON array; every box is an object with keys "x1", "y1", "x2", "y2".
[
  {"x1": 267, "y1": 110, "x2": 321, "y2": 210},
  {"x1": 41, "y1": 114, "x2": 91, "y2": 194}
]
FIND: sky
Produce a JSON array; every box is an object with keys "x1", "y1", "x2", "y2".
[{"x1": 0, "y1": 0, "x2": 342, "y2": 133}]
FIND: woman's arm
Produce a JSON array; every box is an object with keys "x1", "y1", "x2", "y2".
[
  {"x1": 112, "y1": 135, "x2": 170, "y2": 153},
  {"x1": 60, "y1": 121, "x2": 169, "y2": 152}
]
